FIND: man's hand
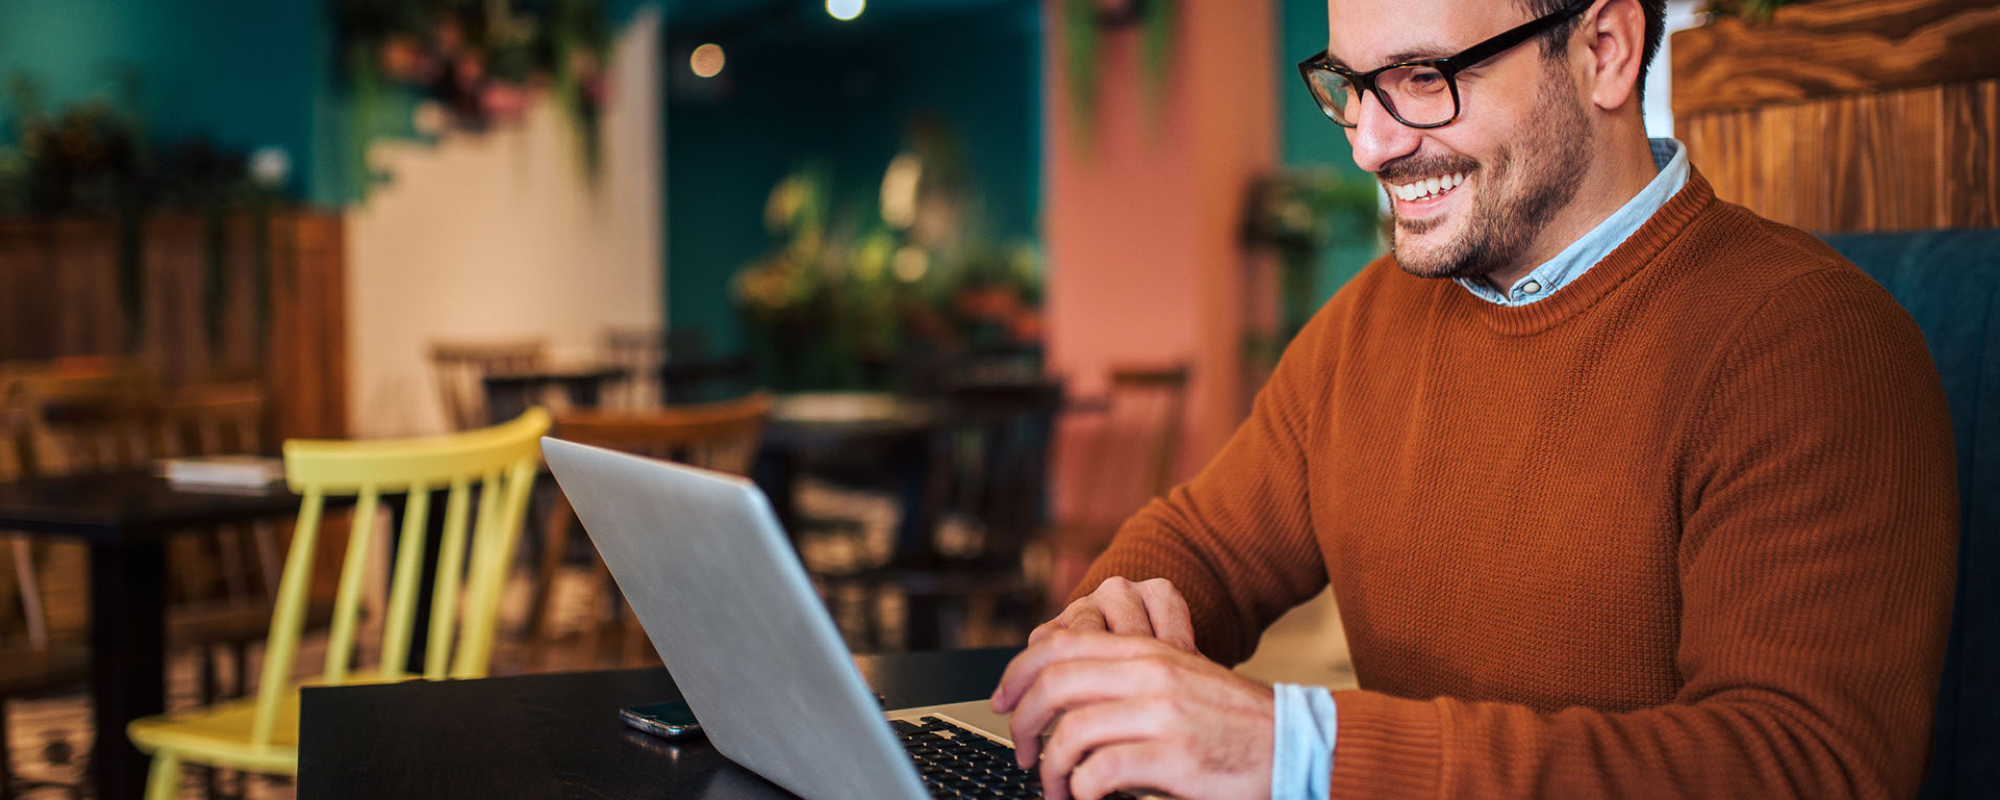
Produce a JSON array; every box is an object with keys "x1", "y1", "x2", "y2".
[
  {"x1": 1030, "y1": 577, "x2": 1201, "y2": 657},
  {"x1": 990, "y1": 630, "x2": 1274, "y2": 800}
]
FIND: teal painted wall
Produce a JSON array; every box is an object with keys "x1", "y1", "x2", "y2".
[
  {"x1": 0, "y1": 0, "x2": 664, "y2": 206},
  {"x1": 0, "y1": 0, "x2": 344, "y2": 203},
  {"x1": 1276, "y1": 0, "x2": 1381, "y2": 301},
  {"x1": 666, "y1": 4, "x2": 1042, "y2": 360}
]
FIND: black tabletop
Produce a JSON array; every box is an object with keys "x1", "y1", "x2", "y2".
[
  {"x1": 0, "y1": 471, "x2": 307, "y2": 544},
  {"x1": 298, "y1": 648, "x2": 1019, "y2": 800}
]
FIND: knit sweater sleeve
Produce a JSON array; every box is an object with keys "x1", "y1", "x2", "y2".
[
  {"x1": 1327, "y1": 268, "x2": 1958, "y2": 798},
  {"x1": 1067, "y1": 290, "x2": 1341, "y2": 665}
]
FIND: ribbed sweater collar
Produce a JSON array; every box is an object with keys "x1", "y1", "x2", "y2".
[{"x1": 1460, "y1": 168, "x2": 1718, "y2": 337}]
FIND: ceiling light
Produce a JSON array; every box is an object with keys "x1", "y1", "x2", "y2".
[
  {"x1": 827, "y1": 0, "x2": 864, "y2": 22},
  {"x1": 690, "y1": 43, "x2": 726, "y2": 78}
]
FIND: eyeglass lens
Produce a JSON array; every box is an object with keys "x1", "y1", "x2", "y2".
[{"x1": 1308, "y1": 65, "x2": 1457, "y2": 127}]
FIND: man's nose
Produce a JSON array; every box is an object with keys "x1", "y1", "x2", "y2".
[{"x1": 1345, "y1": 91, "x2": 1422, "y2": 175}]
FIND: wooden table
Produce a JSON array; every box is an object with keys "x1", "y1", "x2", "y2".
[
  {"x1": 297, "y1": 648, "x2": 1018, "y2": 799},
  {"x1": 0, "y1": 472, "x2": 330, "y2": 800}
]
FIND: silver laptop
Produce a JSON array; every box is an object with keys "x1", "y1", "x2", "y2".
[{"x1": 541, "y1": 437, "x2": 1033, "y2": 800}]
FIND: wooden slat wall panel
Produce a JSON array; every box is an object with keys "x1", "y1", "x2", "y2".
[
  {"x1": 52, "y1": 219, "x2": 124, "y2": 357},
  {"x1": 0, "y1": 210, "x2": 348, "y2": 441},
  {"x1": 268, "y1": 213, "x2": 348, "y2": 440},
  {"x1": 1943, "y1": 79, "x2": 2000, "y2": 224}
]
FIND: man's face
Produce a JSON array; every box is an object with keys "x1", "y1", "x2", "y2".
[{"x1": 1326, "y1": 0, "x2": 1595, "y2": 281}]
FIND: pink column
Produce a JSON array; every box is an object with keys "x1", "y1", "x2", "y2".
[{"x1": 1044, "y1": 0, "x2": 1277, "y2": 487}]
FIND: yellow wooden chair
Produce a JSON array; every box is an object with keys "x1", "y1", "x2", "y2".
[{"x1": 126, "y1": 408, "x2": 552, "y2": 799}]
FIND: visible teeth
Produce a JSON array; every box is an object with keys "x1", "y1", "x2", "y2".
[{"x1": 1392, "y1": 172, "x2": 1469, "y2": 202}]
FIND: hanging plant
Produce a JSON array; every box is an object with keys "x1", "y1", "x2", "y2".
[
  {"x1": 1060, "y1": 0, "x2": 1176, "y2": 150},
  {"x1": 0, "y1": 73, "x2": 280, "y2": 359},
  {"x1": 331, "y1": 0, "x2": 612, "y2": 197}
]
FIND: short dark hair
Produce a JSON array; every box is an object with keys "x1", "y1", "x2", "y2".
[{"x1": 1524, "y1": 0, "x2": 1668, "y2": 105}]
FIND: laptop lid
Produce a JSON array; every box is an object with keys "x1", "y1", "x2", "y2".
[{"x1": 541, "y1": 437, "x2": 927, "y2": 800}]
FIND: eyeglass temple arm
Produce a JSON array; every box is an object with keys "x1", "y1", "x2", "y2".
[{"x1": 1442, "y1": 0, "x2": 1597, "y2": 74}]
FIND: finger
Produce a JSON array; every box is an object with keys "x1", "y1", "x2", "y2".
[
  {"x1": 1038, "y1": 697, "x2": 1176, "y2": 798},
  {"x1": 1135, "y1": 578, "x2": 1200, "y2": 655},
  {"x1": 993, "y1": 630, "x2": 1181, "y2": 712},
  {"x1": 1065, "y1": 741, "x2": 1184, "y2": 800},
  {"x1": 1008, "y1": 654, "x2": 1182, "y2": 765},
  {"x1": 1026, "y1": 618, "x2": 1064, "y2": 647},
  {"x1": 1085, "y1": 580, "x2": 1158, "y2": 639},
  {"x1": 1058, "y1": 601, "x2": 1110, "y2": 635}
]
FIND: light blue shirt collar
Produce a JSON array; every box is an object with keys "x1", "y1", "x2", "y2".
[{"x1": 1454, "y1": 138, "x2": 1689, "y2": 306}]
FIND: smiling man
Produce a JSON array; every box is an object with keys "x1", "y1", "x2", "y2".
[{"x1": 989, "y1": 0, "x2": 1958, "y2": 798}]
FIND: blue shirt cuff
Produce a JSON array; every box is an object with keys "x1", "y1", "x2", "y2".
[{"x1": 1270, "y1": 683, "x2": 1337, "y2": 800}]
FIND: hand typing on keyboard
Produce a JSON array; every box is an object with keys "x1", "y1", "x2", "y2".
[{"x1": 990, "y1": 625, "x2": 1276, "y2": 800}]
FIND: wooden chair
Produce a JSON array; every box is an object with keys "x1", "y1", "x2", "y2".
[
  {"x1": 18, "y1": 381, "x2": 298, "y2": 690},
  {"x1": 600, "y1": 328, "x2": 668, "y2": 410},
  {"x1": 429, "y1": 339, "x2": 546, "y2": 430},
  {"x1": 0, "y1": 399, "x2": 91, "y2": 800},
  {"x1": 12, "y1": 379, "x2": 302, "y2": 796},
  {"x1": 1042, "y1": 365, "x2": 1190, "y2": 614},
  {"x1": 820, "y1": 377, "x2": 1068, "y2": 651},
  {"x1": 524, "y1": 394, "x2": 773, "y2": 657},
  {"x1": 126, "y1": 408, "x2": 551, "y2": 800}
]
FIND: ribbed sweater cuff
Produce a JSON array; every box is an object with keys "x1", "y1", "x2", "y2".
[{"x1": 1327, "y1": 690, "x2": 1444, "y2": 799}]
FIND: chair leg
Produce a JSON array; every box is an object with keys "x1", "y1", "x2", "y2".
[
  {"x1": 524, "y1": 494, "x2": 575, "y2": 639},
  {"x1": 231, "y1": 642, "x2": 250, "y2": 698},
  {"x1": 1, "y1": 697, "x2": 15, "y2": 800},
  {"x1": 200, "y1": 646, "x2": 219, "y2": 707},
  {"x1": 144, "y1": 753, "x2": 182, "y2": 800}
]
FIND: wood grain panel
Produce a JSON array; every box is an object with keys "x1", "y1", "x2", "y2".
[
  {"x1": 267, "y1": 212, "x2": 348, "y2": 440},
  {"x1": 0, "y1": 210, "x2": 349, "y2": 441},
  {"x1": 1673, "y1": 0, "x2": 2000, "y2": 116},
  {"x1": 1680, "y1": 78, "x2": 2000, "y2": 232},
  {"x1": 1943, "y1": 79, "x2": 2000, "y2": 225}
]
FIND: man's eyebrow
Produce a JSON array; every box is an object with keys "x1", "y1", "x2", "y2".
[{"x1": 1322, "y1": 44, "x2": 1456, "y2": 71}]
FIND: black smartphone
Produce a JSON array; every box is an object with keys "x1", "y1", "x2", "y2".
[
  {"x1": 619, "y1": 694, "x2": 890, "y2": 741},
  {"x1": 619, "y1": 700, "x2": 704, "y2": 740}
]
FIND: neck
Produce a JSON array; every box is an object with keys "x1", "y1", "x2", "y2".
[{"x1": 1483, "y1": 130, "x2": 1660, "y2": 292}]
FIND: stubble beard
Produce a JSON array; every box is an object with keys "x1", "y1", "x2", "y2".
[{"x1": 1387, "y1": 65, "x2": 1595, "y2": 282}]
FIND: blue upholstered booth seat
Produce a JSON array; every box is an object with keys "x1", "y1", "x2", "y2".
[{"x1": 1821, "y1": 230, "x2": 2000, "y2": 800}]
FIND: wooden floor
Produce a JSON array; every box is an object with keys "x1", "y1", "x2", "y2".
[{"x1": 4, "y1": 481, "x2": 1355, "y2": 799}]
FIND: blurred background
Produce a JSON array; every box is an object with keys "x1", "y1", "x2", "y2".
[{"x1": 3, "y1": 0, "x2": 1996, "y2": 797}]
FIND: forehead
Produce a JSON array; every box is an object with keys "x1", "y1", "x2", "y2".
[{"x1": 1322, "y1": 0, "x2": 1525, "y2": 68}]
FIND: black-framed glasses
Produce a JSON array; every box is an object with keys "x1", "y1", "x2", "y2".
[{"x1": 1297, "y1": 0, "x2": 1595, "y2": 129}]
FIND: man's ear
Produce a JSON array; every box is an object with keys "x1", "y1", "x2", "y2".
[{"x1": 1582, "y1": 0, "x2": 1646, "y2": 113}]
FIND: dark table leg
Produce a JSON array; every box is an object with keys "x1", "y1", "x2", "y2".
[
  {"x1": 892, "y1": 432, "x2": 946, "y2": 650},
  {"x1": 88, "y1": 539, "x2": 167, "y2": 800},
  {"x1": 888, "y1": 431, "x2": 940, "y2": 566}
]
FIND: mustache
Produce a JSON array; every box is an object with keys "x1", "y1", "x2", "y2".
[{"x1": 1375, "y1": 155, "x2": 1480, "y2": 185}]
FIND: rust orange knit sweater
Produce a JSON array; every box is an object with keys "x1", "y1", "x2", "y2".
[{"x1": 1073, "y1": 170, "x2": 1958, "y2": 798}]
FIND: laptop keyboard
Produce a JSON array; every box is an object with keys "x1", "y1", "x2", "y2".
[
  {"x1": 892, "y1": 715, "x2": 1141, "y2": 800},
  {"x1": 893, "y1": 716, "x2": 1046, "y2": 799}
]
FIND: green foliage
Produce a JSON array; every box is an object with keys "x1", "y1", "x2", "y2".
[
  {"x1": 0, "y1": 72, "x2": 280, "y2": 355},
  {"x1": 1242, "y1": 168, "x2": 1382, "y2": 348},
  {"x1": 330, "y1": 0, "x2": 613, "y2": 196},
  {"x1": 1061, "y1": 0, "x2": 1177, "y2": 149},
  {"x1": 732, "y1": 160, "x2": 1044, "y2": 392}
]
